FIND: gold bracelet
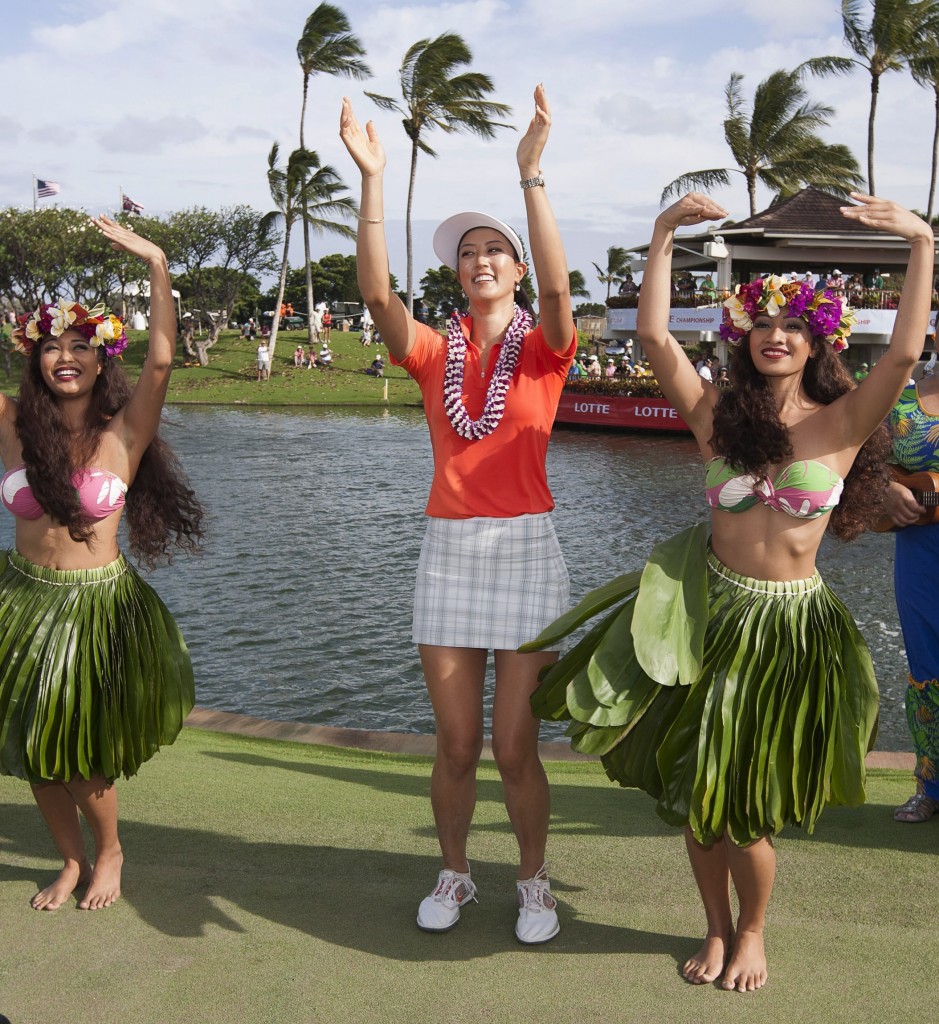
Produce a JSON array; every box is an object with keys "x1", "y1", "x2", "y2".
[{"x1": 358, "y1": 215, "x2": 384, "y2": 223}]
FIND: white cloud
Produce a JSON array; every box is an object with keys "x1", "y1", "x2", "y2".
[
  {"x1": 105, "y1": 115, "x2": 209, "y2": 153},
  {"x1": 2, "y1": 0, "x2": 935, "y2": 301}
]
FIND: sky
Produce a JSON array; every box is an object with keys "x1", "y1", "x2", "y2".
[{"x1": 4, "y1": 0, "x2": 936, "y2": 303}]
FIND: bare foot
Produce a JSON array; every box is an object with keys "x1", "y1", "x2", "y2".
[
  {"x1": 31, "y1": 859, "x2": 92, "y2": 911},
  {"x1": 721, "y1": 928, "x2": 767, "y2": 992},
  {"x1": 683, "y1": 929, "x2": 733, "y2": 984},
  {"x1": 78, "y1": 847, "x2": 123, "y2": 910}
]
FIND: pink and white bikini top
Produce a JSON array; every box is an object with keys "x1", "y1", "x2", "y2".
[{"x1": 0, "y1": 465, "x2": 128, "y2": 521}]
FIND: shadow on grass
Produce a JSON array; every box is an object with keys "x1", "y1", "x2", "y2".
[
  {"x1": 198, "y1": 750, "x2": 934, "y2": 854},
  {"x1": 0, "y1": 801, "x2": 691, "y2": 965},
  {"x1": 201, "y1": 750, "x2": 676, "y2": 840}
]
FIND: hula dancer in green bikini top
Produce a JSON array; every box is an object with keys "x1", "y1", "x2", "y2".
[{"x1": 525, "y1": 191, "x2": 934, "y2": 992}]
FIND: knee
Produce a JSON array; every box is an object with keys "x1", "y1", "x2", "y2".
[
  {"x1": 435, "y1": 734, "x2": 483, "y2": 776},
  {"x1": 492, "y1": 736, "x2": 540, "y2": 781}
]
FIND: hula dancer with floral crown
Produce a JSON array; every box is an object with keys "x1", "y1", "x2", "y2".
[
  {"x1": 340, "y1": 86, "x2": 575, "y2": 944},
  {"x1": 524, "y1": 192, "x2": 935, "y2": 989},
  {"x1": 1, "y1": 216, "x2": 203, "y2": 911}
]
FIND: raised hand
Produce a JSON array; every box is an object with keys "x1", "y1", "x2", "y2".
[
  {"x1": 90, "y1": 215, "x2": 165, "y2": 265},
  {"x1": 841, "y1": 193, "x2": 934, "y2": 243},
  {"x1": 339, "y1": 97, "x2": 386, "y2": 178},
  {"x1": 657, "y1": 193, "x2": 729, "y2": 232},
  {"x1": 517, "y1": 84, "x2": 551, "y2": 178}
]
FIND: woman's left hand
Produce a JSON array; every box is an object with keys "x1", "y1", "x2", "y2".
[
  {"x1": 840, "y1": 194, "x2": 934, "y2": 244},
  {"x1": 517, "y1": 84, "x2": 551, "y2": 178},
  {"x1": 90, "y1": 214, "x2": 166, "y2": 265}
]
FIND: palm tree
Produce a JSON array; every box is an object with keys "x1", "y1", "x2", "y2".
[
  {"x1": 841, "y1": 0, "x2": 939, "y2": 194},
  {"x1": 569, "y1": 269, "x2": 591, "y2": 300},
  {"x1": 261, "y1": 143, "x2": 357, "y2": 357},
  {"x1": 592, "y1": 247, "x2": 630, "y2": 300},
  {"x1": 661, "y1": 68, "x2": 863, "y2": 216},
  {"x1": 296, "y1": 3, "x2": 370, "y2": 344},
  {"x1": 365, "y1": 32, "x2": 512, "y2": 312},
  {"x1": 907, "y1": 18, "x2": 939, "y2": 218}
]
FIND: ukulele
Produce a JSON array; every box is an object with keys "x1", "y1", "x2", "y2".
[{"x1": 875, "y1": 465, "x2": 939, "y2": 531}]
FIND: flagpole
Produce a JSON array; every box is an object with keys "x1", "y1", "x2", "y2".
[
  {"x1": 32, "y1": 173, "x2": 37, "y2": 213},
  {"x1": 118, "y1": 185, "x2": 123, "y2": 217}
]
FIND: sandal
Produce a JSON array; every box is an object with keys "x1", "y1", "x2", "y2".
[{"x1": 894, "y1": 793, "x2": 939, "y2": 823}]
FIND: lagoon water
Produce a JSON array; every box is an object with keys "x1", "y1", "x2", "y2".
[{"x1": 0, "y1": 406, "x2": 910, "y2": 749}]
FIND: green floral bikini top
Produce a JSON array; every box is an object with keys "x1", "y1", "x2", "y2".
[{"x1": 705, "y1": 457, "x2": 844, "y2": 519}]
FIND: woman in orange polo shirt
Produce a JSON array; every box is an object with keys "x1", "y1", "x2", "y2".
[{"x1": 340, "y1": 85, "x2": 575, "y2": 944}]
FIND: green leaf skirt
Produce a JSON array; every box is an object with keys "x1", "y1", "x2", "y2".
[
  {"x1": 0, "y1": 549, "x2": 194, "y2": 784},
  {"x1": 523, "y1": 524, "x2": 879, "y2": 845}
]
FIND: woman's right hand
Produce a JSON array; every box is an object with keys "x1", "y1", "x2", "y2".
[
  {"x1": 657, "y1": 193, "x2": 728, "y2": 232},
  {"x1": 884, "y1": 478, "x2": 926, "y2": 527},
  {"x1": 339, "y1": 97, "x2": 386, "y2": 178}
]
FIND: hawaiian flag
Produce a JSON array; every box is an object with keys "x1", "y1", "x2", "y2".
[
  {"x1": 36, "y1": 179, "x2": 60, "y2": 198},
  {"x1": 122, "y1": 193, "x2": 144, "y2": 214}
]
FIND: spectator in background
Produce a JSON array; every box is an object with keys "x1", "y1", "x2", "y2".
[
  {"x1": 864, "y1": 267, "x2": 885, "y2": 289},
  {"x1": 697, "y1": 356, "x2": 716, "y2": 382},
  {"x1": 322, "y1": 309, "x2": 333, "y2": 342},
  {"x1": 618, "y1": 273, "x2": 638, "y2": 297},
  {"x1": 256, "y1": 338, "x2": 270, "y2": 381}
]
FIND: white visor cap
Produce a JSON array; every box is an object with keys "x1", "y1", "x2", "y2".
[{"x1": 433, "y1": 212, "x2": 524, "y2": 271}]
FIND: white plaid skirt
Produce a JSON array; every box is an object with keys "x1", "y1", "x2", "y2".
[{"x1": 413, "y1": 512, "x2": 570, "y2": 650}]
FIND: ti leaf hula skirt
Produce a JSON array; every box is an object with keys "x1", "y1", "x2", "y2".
[
  {"x1": 523, "y1": 523, "x2": 879, "y2": 845},
  {"x1": 0, "y1": 550, "x2": 194, "y2": 783}
]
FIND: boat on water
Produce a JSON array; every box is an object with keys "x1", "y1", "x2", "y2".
[{"x1": 555, "y1": 382, "x2": 690, "y2": 432}]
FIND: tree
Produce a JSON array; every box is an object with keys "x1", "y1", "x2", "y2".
[
  {"x1": 296, "y1": 3, "x2": 370, "y2": 344},
  {"x1": 0, "y1": 207, "x2": 148, "y2": 314},
  {"x1": 568, "y1": 269, "x2": 591, "y2": 300},
  {"x1": 261, "y1": 143, "x2": 357, "y2": 355},
  {"x1": 841, "y1": 0, "x2": 939, "y2": 194},
  {"x1": 908, "y1": 20, "x2": 939, "y2": 218},
  {"x1": 164, "y1": 206, "x2": 278, "y2": 364},
  {"x1": 366, "y1": 32, "x2": 512, "y2": 312},
  {"x1": 419, "y1": 264, "x2": 463, "y2": 319},
  {"x1": 573, "y1": 301, "x2": 606, "y2": 318},
  {"x1": 592, "y1": 247, "x2": 631, "y2": 300},
  {"x1": 661, "y1": 67, "x2": 863, "y2": 216}
]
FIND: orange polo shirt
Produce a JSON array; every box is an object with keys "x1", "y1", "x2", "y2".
[{"x1": 394, "y1": 318, "x2": 575, "y2": 519}]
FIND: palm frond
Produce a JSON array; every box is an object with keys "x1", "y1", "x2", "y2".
[
  {"x1": 661, "y1": 170, "x2": 733, "y2": 205},
  {"x1": 797, "y1": 55, "x2": 856, "y2": 78},
  {"x1": 365, "y1": 91, "x2": 402, "y2": 114},
  {"x1": 296, "y1": 3, "x2": 371, "y2": 79}
]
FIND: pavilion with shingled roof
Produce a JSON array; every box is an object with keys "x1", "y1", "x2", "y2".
[{"x1": 608, "y1": 186, "x2": 938, "y2": 367}]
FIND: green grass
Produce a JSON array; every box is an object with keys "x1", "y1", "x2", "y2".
[
  {"x1": 0, "y1": 726, "x2": 934, "y2": 1024},
  {"x1": 0, "y1": 329, "x2": 424, "y2": 408}
]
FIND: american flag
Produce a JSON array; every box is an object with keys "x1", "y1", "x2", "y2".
[
  {"x1": 122, "y1": 193, "x2": 144, "y2": 214},
  {"x1": 36, "y1": 179, "x2": 60, "y2": 198}
]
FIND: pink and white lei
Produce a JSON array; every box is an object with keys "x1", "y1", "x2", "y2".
[{"x1": 443, "y1": 304, "x2": 531, "y2": 440}]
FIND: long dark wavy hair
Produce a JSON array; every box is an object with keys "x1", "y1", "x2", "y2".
[
  {"x1": 16, "y1": 347, "x2": 204, "y2": 567},
  {"x1": 710, "y1": 336, "x2": 891, "y2": 540}
]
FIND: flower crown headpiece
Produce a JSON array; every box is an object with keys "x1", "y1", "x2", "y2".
[
  {"x1": 720, "y1": 276, "x2": 856, "y2": 353},
  {"x1": 13, "y1": 301, "x2": 128, "y2": 358}
]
